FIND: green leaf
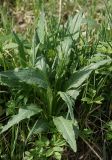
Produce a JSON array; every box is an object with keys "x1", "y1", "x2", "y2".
[
  {"x1": 30, "y1": 28, "x2": 40, "y2": 66},
  {"x1": 56, "y1": 12, "x2": 83, "y2": 77},
  {"x1": 66, "y1": 90, "x2": 80, "y2": 100},
  {"x1": 32, "y1": 120, "x2": 48, "y2": 134},
  {"x1": 3, "y1": 43, "x2": 18, "y2": 50},
  {"x1": 82, "y1": 97, "x2": 93, "y2": 104},
  {"x1": 54, "y1": 151, "x2": 61, "y2": 160},
  {"x1": 53, "y1": 116, "x2": 78, "y2": 152},
  {"x1": 54, "y1": 139, "x2": 66, "y2": 147},
  {"x1": 31, "y1": 40, "x2": 40, "y2": 67},
  {"x1": 0, "y1": 68, "x2": 49, "y2": 88},
  {"x1": 106, "y1": 121, "x2": 112, "y2": 130},
  {"x1": 1, "y1": 104, "x2": 42, "y2": 133},
  {"x1": 66, "y1": 59, "x2": 111, "y2": 89},
  {"x1": 37, "y1": 12, "x2": 46, "y2": 44},
  {"x1": 26, "y1": 119, "x2": 48, "y2": 143},
  {"x1": 46, "y1": 148, "x2": 53, "y2": 157},
  {"x1": 58, "y1": 37, "x2": 72, "y2": 57},
  {"x1": 94, "y1": 96, "x2": 104, "y2": 104},
  {"x1": 67, "y1": 11, "x2": 83, "y2": 40},
  {"x1": 13, "y1": 32, "x2": 26, "y2": 67},
  {"x1": 58, "y1": 92, "x2": 74, "y2": 120},
  {"x1": 87, "y1": 59, "x2": 111, "y2": 70},
  {"x1": 47, "y1": 87, "x2": 53, "y2": 115},
  {"x1": 53, "y1": 146, "x2": 63, "y2": 152},
  {"x1": 36, "y1": 55, "x2": 48, "y2": 74}
]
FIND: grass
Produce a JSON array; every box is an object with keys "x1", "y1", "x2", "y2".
[{"x1": 0, "y1": 0, "x2": 112, "y2": 160}]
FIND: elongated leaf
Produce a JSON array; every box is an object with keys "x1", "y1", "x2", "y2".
[
  {"x1": 66, "y1": 69, "x2": 91, "y2": 89},
  {"x1": 30, "y1": 28, "x2": 40, "y2": 66},
  {"x1": 66, "y1": 59, "x2": 111, "y2": 89},
  {"x1": 47, "y1": 87, "x2": 53, "y2": 115},
  {"x1": 13, "y1": 32, "x2": 26, "y2": 67},
  {"x1": 1, "y1": 104, "x2": 42, "y2": 133},
  {"x1": 57, "y1": 12, "x2": 83, "y2": 63},
  {"x1": 0, "y1": 68, "x2": 49, "y2": 88},
  {"x1": 66, "y1": 90, "x2": 80, "y2": 100},
  {"x1": 58, "y1": 92, "x2": 74, "y2": 120},
  {"x1": 53, "y1": 116, "x2": 78, "y2": 152},
  {"x1": 58, "y1": 37, "x2": 72, "y2": 57},
  {"x1": 26, "y1": 119, "x2": 48, "y2": 143},
  {"x1": 36, "y1": 55, "x2": 47, "y2": 74},
  {"x1": 37, "y1": 12, "x2": 45, "y2": 44},
  {"x1": 67, "y1": 12, "x2": 83, "y2": 40},
  {"x1": 32, "y1": 120, "x2": 48, "y2": 134},
  {"x1": 31, "y1": 35, "x2": 39, "y2": 66},
  {"x1": 3, "y1": 43, "x2": 18, "y2": 50},
  {"x1": 57, "y1": 12, "x2": 83, "y2": 79},
  {"x1": 86, "y1": 59, "x2": 111, "y2": 70}
]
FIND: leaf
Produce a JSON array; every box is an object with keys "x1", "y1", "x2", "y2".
[
  {"x1": 54, "y1": 139, "x2": 66, "y2": 147},
  {"x1": 66, "y1": 69, "x2": 91, "y2": 89},
  {"x1": 46, "y1": 148, "x2": 54, "y2": 157},
  {"x1": 31, "y1": 42, "x2": 40, "y2": 67},
  {"x1": 87, "y1": 59, "x2": 111, "y2": 70},
  {"x1": 1, "y1": 104, "x2": 42, "y2": 133},
  {"x1": 94, "y1": 96, "x2": 104, "y2": 104},
  {"x1": 36, "y1": 55, "x2": 47, "y2": 74},
  {"x1": 30, "y1": 29, "x2": 40, "y2": 66},
  {"x1": 3, "y1": 43, "x2": 18, "y2": 50},
  {"x1": 47, "y1": 87, "x2": 53, "y2": 115},
  {"x1": 0, "y1": 68, "x2": 49, "y2": 88},
  {"x1": 57, "y1": 12, "x2": 83, "y2": 73},
  {"x1": 31, "y1": 120, "x2": 48, "y2": 134},
  {"x1": 37, "y1": 11, "x2": 46, "y2": 44},
  {"x1": 26, "y1": 119, "x2": 48, "y2": 143},
  {"x1": 67, "y1": 11, "x2": 83, "y2": 40},
  {"x1": 66, "y1": 89, "x2": 80, "y2": 100},
  {"x1": 107, "y1": 121, "x2": 112, "y2": 130},
  {"x1": 58, "y1": 92, "x2": 74, "y2": 120},
  {"x1": 82, "y1": 97, "x2": 93, "y2": 104},
  {"x1": 53, "y1": 116, "x2": 78, "y2": 152},
  {"x1": 66, "y1": 59, "x2": 111, "y2": 90},
  {"x1": 54, "y1": 152, "x2": 61, "y2": 160},
  {"x1": 58, "y1": 37, "x2": 72, "y2": 57},
  {"x1": 53, "y1": 147, "x2": 63, "y2": 152},
  {"x1": 13, "y1": 32, "x2": 26, "y2": 67}
]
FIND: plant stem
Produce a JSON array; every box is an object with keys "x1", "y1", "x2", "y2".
[{"x1": 59, "y1": 0, "x2": 62, "y2": 23}]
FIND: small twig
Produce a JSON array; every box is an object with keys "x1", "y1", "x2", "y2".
[
  {"x1": 59, "y1": 0, "x2": 62, "y2": 23},
  {"x1": 81, "y1": 137, "x2": 103, "y2": 160}
]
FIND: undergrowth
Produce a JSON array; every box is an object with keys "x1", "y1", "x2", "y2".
[{"x1": 0, "y1": 0, "x2": 112, "y2": 160}]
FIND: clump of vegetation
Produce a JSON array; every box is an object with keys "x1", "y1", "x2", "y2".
[{"x1": 0, "y1": 0, "x2": 112, "y2": 159}]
